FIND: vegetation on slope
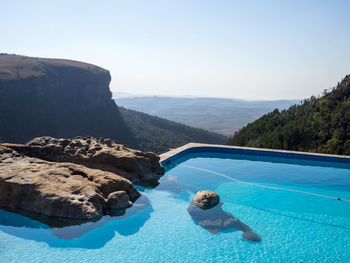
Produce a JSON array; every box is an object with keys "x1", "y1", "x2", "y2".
[
  {"x1": 119, "y1": 107, "x2": 227, "y2": 153},
  {"x1": 115, "y1": 96, "x2": 298, "y2": 136},
  {"x1": 230, "y1": 75, "x2": 350, "y2": 155}
]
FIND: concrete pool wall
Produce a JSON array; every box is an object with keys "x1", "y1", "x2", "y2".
[{"x1": 160, "y1": 143, "x2": 350, "y2": 166}]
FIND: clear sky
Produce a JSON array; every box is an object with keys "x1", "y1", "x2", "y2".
[{"x1": 2, "y1": 0, "x2": 350, "y2": 100}]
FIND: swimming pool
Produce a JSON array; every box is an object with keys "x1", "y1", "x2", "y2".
[{"x1": 1, "y1": 145, "x2": 350, "y2": 262}]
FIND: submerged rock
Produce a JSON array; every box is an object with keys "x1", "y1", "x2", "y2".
[
  {"x1": 193, "y1": 190, "x2": 220, "y2": 209},
  {"x1": 242, "y1": 231, "x2": 262, "y2": 242},
  {"x1": 4, "y1": 136, "x2": 164, "y2": 186},
  {"x1": 188, "y1": 191, "x2": 261, "y2": 242},
  {"x1": 50, "y1": 195, "x2": 152, "y2": 239},
  {"x1": 107, "y1": 191, "x2": 131, "y2": 210}
]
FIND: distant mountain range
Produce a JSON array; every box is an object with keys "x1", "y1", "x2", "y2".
[
  {"x1": 0, "y1": 54, "x2": 226, "y2": 153},
  {"x1": 114, "y1": 94, "x2": 299, "y2": 136},
  {"x1": 230, "y1": 75, "x2": 350, "y2": 155}
]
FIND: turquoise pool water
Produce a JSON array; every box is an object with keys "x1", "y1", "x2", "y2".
[{"x1": 1, "y1": 152, "x2": 350, "y2": 262}]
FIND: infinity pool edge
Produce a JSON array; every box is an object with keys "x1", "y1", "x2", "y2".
[{"x1": 160, "y1": 143, "x2": 350, "y2": 165}]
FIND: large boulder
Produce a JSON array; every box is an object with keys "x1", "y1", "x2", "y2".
[
  {"x1": 188, "y1": 191, "x2": 261, "y2": 242},
  {"x1": 4, "y1": 136, "x2": 165, "y2": 186},
  {"x1": 0, "y1": 145, "x2": 142, "y2": 225}
]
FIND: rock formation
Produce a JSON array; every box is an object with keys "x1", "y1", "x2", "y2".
[
  {"x1": 0, "y1": 136, "x2": 164, "y2": 225},
  {"x1": 188, "y1": 190, "x2": 261, "y2": 242},
  {"x1": 4, "y1": 136, "x2": 164, "y2": 186}
]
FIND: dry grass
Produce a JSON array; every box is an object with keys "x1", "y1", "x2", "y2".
[{"x1": 0, "y1": 54, "x2": 106, "y2": 80}]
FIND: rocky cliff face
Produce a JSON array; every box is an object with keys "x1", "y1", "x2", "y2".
[
  {"x1": 0, "y1": 54, "x2": 135, "y2": 146},
  {"x1": 0, "y1": 136, "x2": 164, "y2": 225}
]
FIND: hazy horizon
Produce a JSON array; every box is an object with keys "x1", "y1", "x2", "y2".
[
  {"x1": 112, "y1": 91, "x2": 303, "y2": 102},
  {"x1": 2, "y1": 0, "x2": 350, "y2": 100}
]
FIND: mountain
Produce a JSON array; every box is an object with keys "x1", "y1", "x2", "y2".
[
  {"x1": 0, "y1": 54, "x2": 226, "y2": 153},
  {"x1": 114, "y1": 95, "x2": 299, "y2": 136},
  {"x1": 230, "y1": 75, "x2": 350, "y2": 155}
]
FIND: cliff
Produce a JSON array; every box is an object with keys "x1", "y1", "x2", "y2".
[{"x1": 0, "y1": 54, "x2": 135, "y2": 146}]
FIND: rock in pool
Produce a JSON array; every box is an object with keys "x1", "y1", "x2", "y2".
[
  {"x1": 242, "y1": 231, "x2": 262, "y2": 242},
  {"x1": 193, "y1": 190, "x2": 220, "y2": 210},
  {"x1": 188, "y1": 190, "x2": 261, "y2": 242}
]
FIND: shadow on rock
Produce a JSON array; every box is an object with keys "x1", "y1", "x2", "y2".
[{"x1": 0, "y1": 195, "x2": 153, "y2": 249}]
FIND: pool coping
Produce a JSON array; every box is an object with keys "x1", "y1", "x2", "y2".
[{"x1": 160, "y1": 143, "x2": 350, "y2": 165}]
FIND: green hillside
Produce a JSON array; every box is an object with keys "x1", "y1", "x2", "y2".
[
  {"x1": 230, "y1": 75, "x2": 350, "y2": 155},
  {"x1": 119, "y1": 107, "x2": 227, "y2": 153}
]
